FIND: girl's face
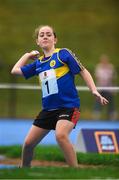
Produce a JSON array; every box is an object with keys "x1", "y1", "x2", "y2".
[{"x1": 36, "y1": 26, "x2": 57, "y2": 50}]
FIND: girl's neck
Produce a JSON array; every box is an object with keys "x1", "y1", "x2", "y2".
[{"x1": 43, "y1": 47, "x2": 55, "y2": 57}]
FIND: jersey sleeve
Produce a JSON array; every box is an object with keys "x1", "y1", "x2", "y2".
[
  {"x1": 58, "y1": 48, "x2": 84, "y2": 75},
  {"x1": 21, "y1": 61, "x2": 37, "y2": 79}
]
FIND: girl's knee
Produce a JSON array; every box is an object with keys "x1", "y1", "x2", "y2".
[
  {"x1": 56, "y1": 132, "x2": 68, "y2": 143},
  {"x1": 23, "y1": 140, "x2": 34, "y2": 149}
]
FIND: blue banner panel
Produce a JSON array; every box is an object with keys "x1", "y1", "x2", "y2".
[{"x1": 75, "y1": 129, "x2": 119, "y2": 153}]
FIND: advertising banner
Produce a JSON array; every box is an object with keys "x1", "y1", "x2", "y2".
[{"x1": 75, "y1": 129, "x2": 119, "y2": 153}]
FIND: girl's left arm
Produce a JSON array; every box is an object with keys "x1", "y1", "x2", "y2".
[{"x1": 80, "y1": 68, "x2": 109, "y2": 105}]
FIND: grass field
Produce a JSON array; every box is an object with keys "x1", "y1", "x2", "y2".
[
  {"x1": 0, "y1": 145, "x2": 119, "y2": 179},
  {"x1": 1, "y1": 166, "x2": 119, "y2": 179}
]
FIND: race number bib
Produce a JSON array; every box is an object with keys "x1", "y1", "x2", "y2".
[{"x1": 39, "y1": 69, "x2": 58, "y2": 97}]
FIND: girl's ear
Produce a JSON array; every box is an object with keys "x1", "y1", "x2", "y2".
[
  {"x1": 36, "y1": 39, "x2": 39, "y2": 46},
  {"x1": 54, "y1": 38, "x2": 57, "y2": 45}
]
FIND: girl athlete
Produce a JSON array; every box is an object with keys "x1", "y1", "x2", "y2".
[{"x1": 11, "y1": 25, "x2": 108, "y2": 167}]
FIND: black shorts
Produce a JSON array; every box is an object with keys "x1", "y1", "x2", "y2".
[{"x1": 33, "y1": 108, "x2": 80, "y2": 130}]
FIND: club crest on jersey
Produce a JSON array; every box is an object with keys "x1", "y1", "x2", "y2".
[{"x1": 50, "y1": 60, "x2": 56, "y2": 67}]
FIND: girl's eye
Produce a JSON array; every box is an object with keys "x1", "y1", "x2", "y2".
[
  {"x1": 39, "y1": 33, "x2": 53, "y2": 38},
  {"x1": 47, "y1": 34, "x2": 52, "y2": 37},
  {"x1": 39, "y1": 34, "x2": 44, "y2": 37}
]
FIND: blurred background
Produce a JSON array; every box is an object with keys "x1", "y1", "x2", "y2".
[{"x1": 0, "y1": 0, "x2": 119, "y2": 120}]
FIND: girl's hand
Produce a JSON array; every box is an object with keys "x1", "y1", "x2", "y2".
[
  {"x1": 92, "y1": 91, "x2": 109, "y2": 105},
  {"x1": 11, "y1": 50, "x2": 40, "y2": 75},
  {"x1": 29, "y1": 50, "x2": 40, "y2": 59}
]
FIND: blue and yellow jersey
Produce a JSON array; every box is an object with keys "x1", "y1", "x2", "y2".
[{"x1": 21, "y1": 48, "x2": 84, "y2": 110}]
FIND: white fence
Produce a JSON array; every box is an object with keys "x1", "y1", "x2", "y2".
[{"x1": 0, "y1": 83, "x2": 119, "y2": 91}]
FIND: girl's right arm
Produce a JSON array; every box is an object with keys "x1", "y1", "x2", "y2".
[{"x1": 11, "y1": 50, "x2": 40, "y2": 75}]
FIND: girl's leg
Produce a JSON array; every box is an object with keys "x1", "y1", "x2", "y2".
[
  {"x1": 55, "y1": 120, "x2": 78, "y2": 167},
  {"x1": 21, "y1": 125, "x2": 50, "y2": 167}
]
